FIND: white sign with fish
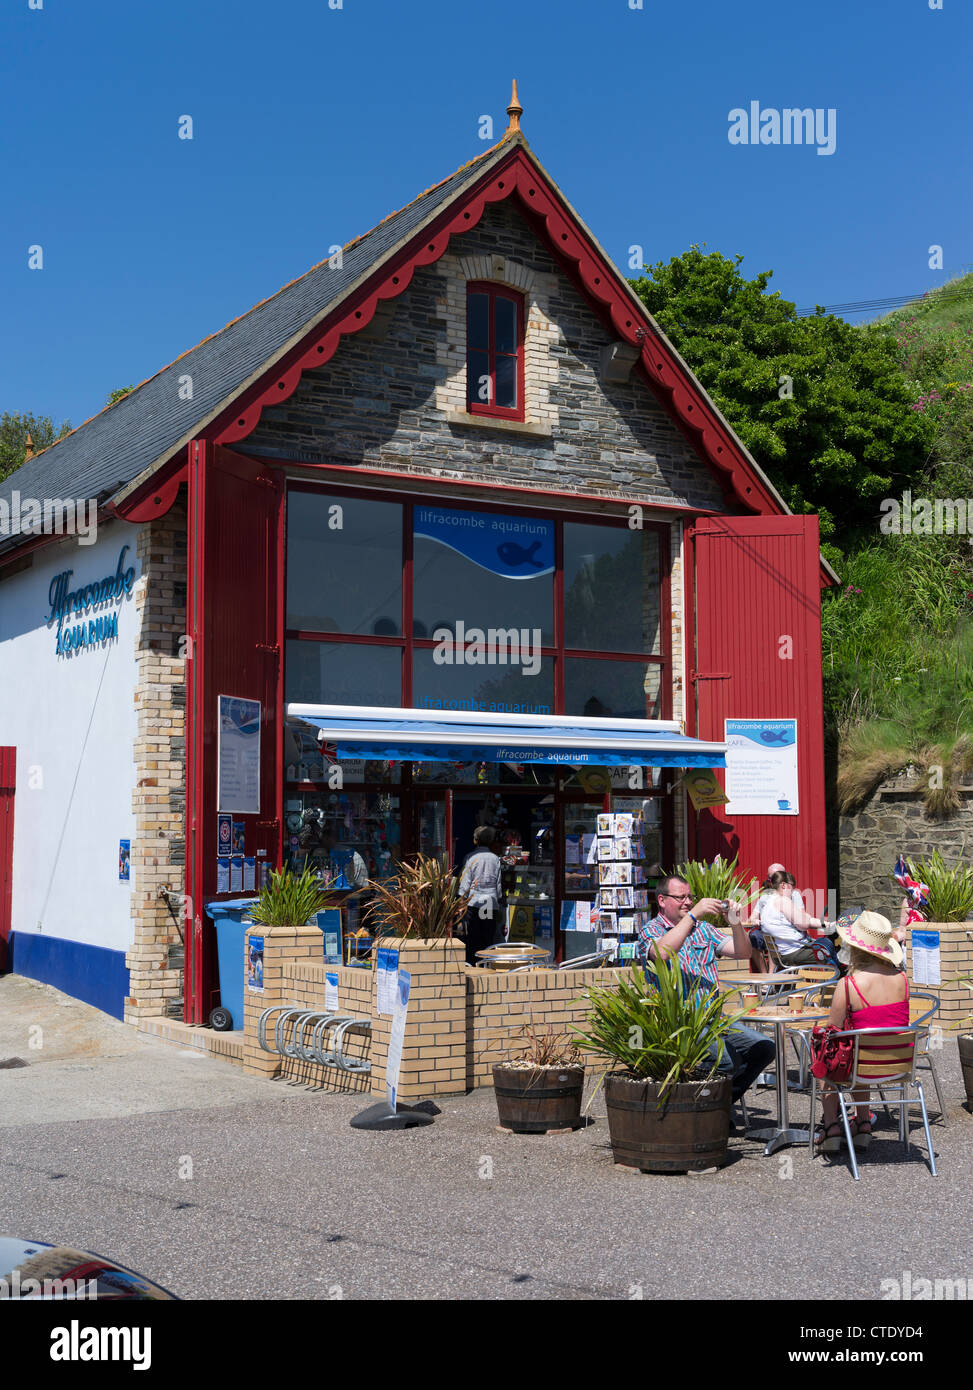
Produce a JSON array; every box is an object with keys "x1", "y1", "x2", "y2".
[{"x1": 724, "y1": 718, "x2": 799, "y2": 817}]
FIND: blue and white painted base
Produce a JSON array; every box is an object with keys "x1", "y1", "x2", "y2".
[{"x1": 8, "y1": 932, "x2": 130, "y2": 1021}]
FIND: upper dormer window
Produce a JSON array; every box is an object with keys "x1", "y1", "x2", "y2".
[{"x1": 466, "y1": 282, "x2": 524, "y2": 420}]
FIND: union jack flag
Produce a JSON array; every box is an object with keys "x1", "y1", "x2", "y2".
[{"x1": 893, "y1": 854, "x2": 929, "y2": 921}]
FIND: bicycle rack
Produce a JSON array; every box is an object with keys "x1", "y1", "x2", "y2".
[{"x1": 256, "y1": 1006, "x2": 371, "y2": 1074}]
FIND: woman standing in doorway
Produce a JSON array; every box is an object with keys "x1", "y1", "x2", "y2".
[{"x1": 458, "y1": 826, "x2": 505, "y2": 966}]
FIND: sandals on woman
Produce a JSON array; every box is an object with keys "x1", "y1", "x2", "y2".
[
  {"x1": 851, "y1": 1119, "x2": 872, "y2": 1150},
  {"x1": 814, "y1": 1122, "x2": 845, "y2": 1153}
]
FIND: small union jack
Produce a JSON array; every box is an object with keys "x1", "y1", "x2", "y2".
[{"x1": 894, "y1": 854, "x2": 929, "y2": 923}]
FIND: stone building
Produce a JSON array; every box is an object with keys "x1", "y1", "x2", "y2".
[{"x1": 0, "y1": 88, "x2": 830, "y2": 1023}]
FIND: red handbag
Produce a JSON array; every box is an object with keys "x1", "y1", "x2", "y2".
[{"x1": 809, "y1": 980, "x2": 854, "y2": 1084}]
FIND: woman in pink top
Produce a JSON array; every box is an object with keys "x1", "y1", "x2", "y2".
[{"x1": 815, "y1": 911, "x2": 909, "y2": 1152}]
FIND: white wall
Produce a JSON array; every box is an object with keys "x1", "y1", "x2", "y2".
[{"x1": 0, "y1": 521, "x2": 141, "y2": 952}]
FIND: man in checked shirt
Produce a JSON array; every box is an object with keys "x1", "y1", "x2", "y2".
[{"x1": 638, "y1": 875, "x2": 776, "y2": 1109}]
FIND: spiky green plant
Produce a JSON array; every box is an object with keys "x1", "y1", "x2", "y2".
[
  {"x1": 249, "y1": 865, "x2": 337, "y2": 928},
  {"x1": 511, "y1": 1020, "x2": 582, "y2": 1069},
  {"x1": 672, "y1": 855, "x2": 750, "y2": 927},
  {"x1": 573, "y1": 954, "x2": 744, "y2": 1101},
  {"x1": 363, "y1": 852, "x2": 469, "y2": 941},
  {"x1": 908, "y1": 850, "x2": 973, "y2": 922}
]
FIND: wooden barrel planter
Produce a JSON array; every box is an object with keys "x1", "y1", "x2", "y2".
[
  {"x1": 493, "y1": 1064, "x2": 585, "y2": 1133},
  {"x1": 959, "y1": 1034, "x2": 973, "y2": 1108},
  {"x1": 604, "y1": 1073, "x2": 732, "y2": 1172}
]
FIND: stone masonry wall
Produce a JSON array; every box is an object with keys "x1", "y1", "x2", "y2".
[
  {"x1": 839, "y1": 774, "x2": 973, "y2": 918},
  {"x1": 124, "y1": 496, "x2": 187, "y2": 1024},
  {"x1": 244, "y1": 199, "x2": 725, "y2": 513}
]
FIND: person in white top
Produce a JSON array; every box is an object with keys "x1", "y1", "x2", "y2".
[{"x1": 758, "y1": 870, "x2": 839, "y2": 969}]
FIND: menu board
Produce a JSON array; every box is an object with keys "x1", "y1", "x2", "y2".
[{"x1": 724, "y1": 718, "x2": 799, "y2": 816}]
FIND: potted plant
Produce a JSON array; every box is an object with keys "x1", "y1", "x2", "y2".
[
  {"x1": 363, "y1": 853, "x2": 468, "y2": 942},
  {"x1": 674, "y1": 854, "x2": 749, "y2": 930},
  {"x1": 573, "y1": 954, "x2": 745, "y2": 1173},
  {"x1": 908, "y1": 851, "x2": 973, "y2": 1105},
  {"x1": 493, "y1": 1022, "x2": 586, "y2": 1133},
  {"x1": 248, "y1": 865, "x2": 339, "y2": 928}
]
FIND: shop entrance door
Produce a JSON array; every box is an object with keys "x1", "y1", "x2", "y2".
[{"x1": 0, "y1": 748, "x2": 14, "y2": 972}]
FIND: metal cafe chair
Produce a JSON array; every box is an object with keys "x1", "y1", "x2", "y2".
[
  {"x1": 762, "y1": 938, "x2": 839, "y2": 1000},
  {"x1": 784, "y1": 979, "x2": 840, "y2": 1091},
  {"x1": 556, "y1": 950, "x2": 613, "y2": 970},
  {"x1": 902, "y1": 992, "x2": 947, "y2": 1125},
  {"x1": 807, "y1": 1024, "x2": 937, "y2": 1181}
]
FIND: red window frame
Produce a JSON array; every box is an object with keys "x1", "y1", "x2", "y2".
[
  {"x1": 466, "y1": 282, "x2": 525, "y2": 421},
  {"x1": 284, "y1": 483, "x2": 672, "y2": 719}
]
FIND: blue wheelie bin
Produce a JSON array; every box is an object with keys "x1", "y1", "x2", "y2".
[{"x1": 205, "y1": 897, "x2": 259, "y2": 1031}]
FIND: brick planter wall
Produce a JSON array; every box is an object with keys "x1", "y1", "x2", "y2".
[
  {"x1": 465, "y1": 964, "x2": 620, "y2": 1089},
  {"x1": 240, "y1": 931, "x2": 621, "y2": 1098}
]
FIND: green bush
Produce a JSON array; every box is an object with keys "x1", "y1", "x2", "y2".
[{"x1": 908, "y1": 850, "x2": 973, "y2": 922}]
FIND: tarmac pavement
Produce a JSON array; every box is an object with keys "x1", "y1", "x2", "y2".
[{"x1": 1, "y1": 974, "x2": 970, "y2": 1300}]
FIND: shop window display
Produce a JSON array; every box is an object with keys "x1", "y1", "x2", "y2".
[
  {"x1": 280, "y1": 488, "x2": 676, "y2": 958},
  {"x1": 284, "y1": 789, "x2": 402, "y2": 888}
]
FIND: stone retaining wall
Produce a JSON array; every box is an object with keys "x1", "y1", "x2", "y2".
[{"x1": 839, "y1": 774, "x2": 973, "y2": 916}]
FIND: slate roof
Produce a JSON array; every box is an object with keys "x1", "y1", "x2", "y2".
[{"x1": 0, "y1": 142, "x2": 504, "y2": 549}]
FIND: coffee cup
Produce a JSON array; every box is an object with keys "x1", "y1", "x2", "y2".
[
  {"x1": 788, "y1": 993, "x2": 804, "y2": 1014},
  {"x1": 742, "y1": 990, "x2": 759, "y2": 1012}
]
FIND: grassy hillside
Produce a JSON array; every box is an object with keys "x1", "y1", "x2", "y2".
[{"x1": 827, "y1": 274, "x2": 973, "y2": 814}]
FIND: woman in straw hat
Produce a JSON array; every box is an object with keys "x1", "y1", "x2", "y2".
[{"x1": 814, "y1": 911, "x2": 909, "y2": 1153}]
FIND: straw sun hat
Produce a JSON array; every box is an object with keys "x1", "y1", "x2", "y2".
[{"x1": 836, "y1": 910, "x2": 903, "y2": 968}]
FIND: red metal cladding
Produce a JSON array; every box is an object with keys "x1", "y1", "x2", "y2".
[
  {"x1": 184, "y1": 442, "x2": 282, "y2": 1024},
  {"x1": 0, "y1": 748, "x2": 14, "y2": 969},
  {"x1": 691, "y1": 515, "x2": 828, "y2": 909}
]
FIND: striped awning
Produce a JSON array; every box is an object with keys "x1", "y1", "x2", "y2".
[{"x1": 285, "y1": 704, "x2": 726, "y2": 767}]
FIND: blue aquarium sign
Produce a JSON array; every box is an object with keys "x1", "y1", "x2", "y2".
[
  {"x1": 45, "y1": 545, "x2": 135, "y2": 655},
  {"x1": 413, "y1": 506, "x2": 554, "y2": 578}
]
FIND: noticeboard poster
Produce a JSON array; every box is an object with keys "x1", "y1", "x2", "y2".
[
  {"x1": 385, "y1": 970, "x2": 412, "y2": 1113},
  {"x1": 218, "y1": 696, "x2": 261, "y2": 814},
  {"x1": 724, "y1": 718, "x2": 799, "y2": 816}
]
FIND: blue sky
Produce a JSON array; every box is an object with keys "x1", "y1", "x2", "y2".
[{"x1": 2, "y1": 0, "x2": 969, "y2": 431}]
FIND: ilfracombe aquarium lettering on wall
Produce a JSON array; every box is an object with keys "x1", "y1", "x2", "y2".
[{"x1": 44, "y1": 545, "x2": 136, "y2": 655}]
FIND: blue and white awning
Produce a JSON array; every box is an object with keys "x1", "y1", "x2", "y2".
[{"x1": 286, "y1": 704, "x2": 726, "y2": 768}]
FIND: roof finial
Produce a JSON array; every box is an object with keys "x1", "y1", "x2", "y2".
[
  {"x1": 505, "y1": 79, "x2": 523, "y2": 136},
  {"x1": 24, "y1": 432, "x2": 34, "y2": 461}
]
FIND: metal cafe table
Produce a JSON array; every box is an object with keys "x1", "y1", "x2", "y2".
[{"x1": 731, "y1": 1002, "x2": 830, "y2": 1155}]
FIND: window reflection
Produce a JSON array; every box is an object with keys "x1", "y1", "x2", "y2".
[{"x1": 563, "y1": 524, "x2": 660, "y2": 654}]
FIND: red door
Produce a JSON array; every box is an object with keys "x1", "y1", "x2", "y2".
[
  {"x1": 0, "y1": 749, "x2": 14, "y2": 971},
  {"x1": 689, "y1": 515, "x2": 828, "y2": 910},
  {"x1": 185, "y1": 443, "x2": 283, "y2": 1023}
]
